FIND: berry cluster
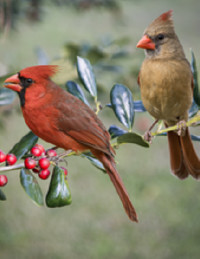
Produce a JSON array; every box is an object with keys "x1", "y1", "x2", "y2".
[
  {"x1": 0, "y1": 150, "x2": 17, "y2": 186},
  {"x1": 0, "y1": 144, "x2": 68, "y2": 187},
  {"x1": 24, "y1": 144, "x2": 68, "y2": 180}
]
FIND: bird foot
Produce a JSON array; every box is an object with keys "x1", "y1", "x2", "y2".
[
  {"x1": 144, "y1": 130, "x2": 153, "y2": 143},
  {"x1": 177, "y1": 120, "x2": 187, "y2": 136}
]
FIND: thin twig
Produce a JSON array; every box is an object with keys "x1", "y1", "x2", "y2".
[
  {"x1": 151, "y1": 114, "x2": 200, "y2": 137},
  {"x1": 0, "y1": 163, "x2": 24, "y2": 172}
]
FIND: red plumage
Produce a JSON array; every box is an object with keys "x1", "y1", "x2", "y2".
[{"x1": 4, "y1": 65, "x2": 138, "y2": 222}]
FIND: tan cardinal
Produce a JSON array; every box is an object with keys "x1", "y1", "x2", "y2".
[
  {"x1": 4, "y1": 65, "x2": 137, "y2": 222},
  {"x1": 136, "y1": 10, "x2": 200, "y2": 179}
]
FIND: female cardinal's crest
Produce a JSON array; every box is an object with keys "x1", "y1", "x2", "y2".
[
  {"x1": 19, "y1": 65, "x2": 59, "y2": 80},
  {"x1": 145, "y1": 10, "x2": 174, "y2": 35},
  {"x1": 160, "y1": 10, "x2": 173, "y2": 21}
]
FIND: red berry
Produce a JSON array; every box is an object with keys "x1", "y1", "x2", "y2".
[
  {"x1": 46, "y1": 149, "x2": 57, "y2": 157},
  {"x1": 39, "y1": 157, "x2": 50, "y2": 169},
  {"x1": 34, "y1": 144, "x2": 45, "y2": 154},
  {"x1": 24, "y1": 157, "x2": 37, "y2": 169},
  {"x1": 0, "y1": 175, "x2": 8, "y2": 186},
  {"x1": 31, "y1": 147, "x2": 43, "y2": 157},
  {"x1": 0, "y1": 150, "x2": 6, "y2": 163},
  {"x1": 38, "y1": 169, "x2": 50, "y2": 180},
  {"x1": 61, "y1": 167, "x2": 68, "y2": 176},
  {"x1": 6, "y1": 154, "x2": 17, "y2": 165}
]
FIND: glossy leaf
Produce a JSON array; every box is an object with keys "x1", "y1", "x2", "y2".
[
  {"x1": 9, "y1": 131, "x2": 38, "y2": 160},
  {"x1": 191, "y1": 135, "x2": 200, "y2": 142},
  {"x1": 110, "y1": 84, "x2": 134, "y2": 130},
  {"x1": 108, "y1": 125, "x2": 127, "y2": 139},
  {"x1": 0, "y1": 88, "x2": 16, "y2": 106},
  {"x1": 191, "y1": 50, "x2": 200, "y2": 106},
  {"x1": 77, "y1": 56, "x2": 97, "y2": 98},
  {"x1": 46, "y1": 166, "x2": 72, "y2": 207},
  {"x1": 82, "y1": 154, "x2": 106, "y2": 172},
  {"x1": 0, "y1": 189, "x2": 6, "y2": 201},
  {"x1": 117, "y1": 132, "x2": 149, "y2": 148},
  {"x1": 20, "y1": 168, "x2": 44, "y2": 206},
  {"x1": 66, "y1": 80, "x2": 90, "y2": 106},
  {"x1": 189, "y1": 100, "x2": 199, "y2": 118},
  {"x1": 133, "y1": 100, "x2": 146, "y2": 112}
]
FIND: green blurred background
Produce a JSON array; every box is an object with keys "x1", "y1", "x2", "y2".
[{"x1": 0, "y1": 0, "x2": 200, "y2": 258}]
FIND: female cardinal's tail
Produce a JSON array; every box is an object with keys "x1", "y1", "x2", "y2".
[
  {"x1": 93, "y1": 151, "x2": 138, "y2": 222},
  {"x1": 167, "y1": 128, "x2": 200, "y2": 179}
]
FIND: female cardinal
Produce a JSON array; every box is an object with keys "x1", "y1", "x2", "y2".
[
  {"x1": 137, "y1": 10, "x2": 200, "y2": 179},
  {"x1": 4, "y1": 65, "x2": 137, "y2": 222}
]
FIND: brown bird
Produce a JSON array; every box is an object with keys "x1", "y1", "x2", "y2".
[
  {"x1": 4, "y1": 65, "x2": 138, "y2": 222},
  {"x1": 136, "y1": 10, "x2": 200, "y2": 179}
]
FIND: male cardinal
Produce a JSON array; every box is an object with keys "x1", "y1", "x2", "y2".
[
  {"x1": 137, "y1": 10, "x2": 200, "y2": 179},
  {"x1": 4, "y1": 65, "x2": 137, "y2": 222}
]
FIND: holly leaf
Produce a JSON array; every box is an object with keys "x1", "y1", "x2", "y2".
[
  {"x1": 77, "y1": 56, "x2": 97, "y2": 98},
  {"x1": 0, "y1": 189, "x2": 6, "y2": 201},
  {"x1": 117, "y1": 132, "x2": 149, "y2": 148},
  {"x1": 133, "y1": 100, "x2": 146, "y2": 112},
  {"x1": 20, "y1": 169, "x2": 44, "y2": 206},
  {"x1": 66, "y1": 80, "x2": 90, "y2": 106},
  {"x1": 0, "y1": 88, "x2": 16, "y2": 106},
  {"x1": 82, "y1": 154, "x2": 106, "y2": 172},
  {"x1": 108, "y1": 125, "x2": 127, "y2": 139},
  {"x1": 110, "y1": 84, "x2": 134, "y2": 130},
  {"x1": 46, "y1": 166, "x2": 72, "y2": 207},
  {"x1": 189, "y1": 100, "x2": 199, "y2": 118},
  {"x1": 9, "y1": 131, "x2": 38, "y2": 160}
]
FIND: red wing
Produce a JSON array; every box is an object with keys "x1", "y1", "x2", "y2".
[{"x1": 55, "y1": 92, "x2": 113, "y2": 155}]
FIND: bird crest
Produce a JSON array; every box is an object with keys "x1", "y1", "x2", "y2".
[
  {"x1": 19, "y1": 65, "x2": 59, "y2": 80},
  {"x1": 160, "y1": 10, "x2": 173, "y2": 21},
  {"x1": 145, "y1": 10, "x2": 174, "y2": 35}
]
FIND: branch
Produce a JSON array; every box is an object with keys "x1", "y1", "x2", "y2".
[
  {"x1": 0, "y1": 163, "x2": 24, "y2": 172},
  {"x1": 151, "y1": 114, "x2": 200, "y2": 137}
]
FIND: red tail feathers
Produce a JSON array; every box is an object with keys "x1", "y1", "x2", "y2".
[
  {"x1": 93, "y1": 151, "x2": 138, "y2": 222},
  {"x1": 167, "y1": 128, "x2": 200, "y2": 179}
]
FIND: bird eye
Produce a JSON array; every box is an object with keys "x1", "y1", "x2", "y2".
[
  {"x1": 26, "y1": 78, "x2": 33, "y2": 84},
  {"x1": 157, "y1": 34, "x2": 165, "y2": 41}
]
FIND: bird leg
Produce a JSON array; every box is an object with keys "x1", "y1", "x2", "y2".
[
  {"x1": 144, "y1": 119, "x2": 158, "y2": 142},
  {"x1": 177, "y1": 120, "x2": 187, "y2": 136}
]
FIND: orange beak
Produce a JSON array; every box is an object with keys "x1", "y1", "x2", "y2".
[
  {"x1": 4, "y1": 74, "x2": 22, "y2": 92},
  {"x1": 136, "y1": 35, "x2": 155, "y2": 50}
]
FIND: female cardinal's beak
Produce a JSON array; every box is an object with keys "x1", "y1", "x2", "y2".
[
  {"x1": 4, "y1": 74, "x2": 22, "y2": 92},
  {"x1": 136, "y1": 35, "x2": 155, "y2": 50}
]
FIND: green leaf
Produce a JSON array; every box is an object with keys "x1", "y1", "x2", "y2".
[
  {"x1": 189, "y1": 100, "x2": 199, "y2": 118},
  {"x1": 110, "y1": 84, "x2": 134, "y2": 130},
  {"x1": 82, "y1": 154, "x2": 106, "y2": 173},
  {"x1": 77, "y1": 56, "x2": 97, "y2": 98},
  {"x1": 20, "y1": 169, "x2": 44, "y2": 206},
  {"x1": 134, "y1": 100, "x2": 146, "y2": 112},
  {"x1": 46, "y1": 166, "x2": 72, "y2": 207},
  {"x1": 191, "y1": 50, "x2": 200, "y2": 106},
  {"x1": 0, "y1": 189, "x2": 6, "y2": 201},
  {"x1": 117, "y1": 132, "x2": 149, "y2": 148},
  {"x1": 108, "y1": 125, "x2": 127, "y2": 139},
  {"x1": 0, "y1": 88, "x2": 16, "y2": 106},
  {"x1": 66, "y1": 80, "x2": 90, "y2": 106},
  {"x1": 9, "y1": 131, "x2": 38, "y2": 160}
]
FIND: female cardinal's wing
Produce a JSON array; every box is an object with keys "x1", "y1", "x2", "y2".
[{"x1": 56, "y1": 92, "x2": 113, "y2": 155}]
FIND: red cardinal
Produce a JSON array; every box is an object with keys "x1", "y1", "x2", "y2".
[
  {"x1": 4, "y1": 65, "x2": 137, "y2": 222},
  {"x1": 137, "y1": 10, "x2": 200, "y2": 179}
]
